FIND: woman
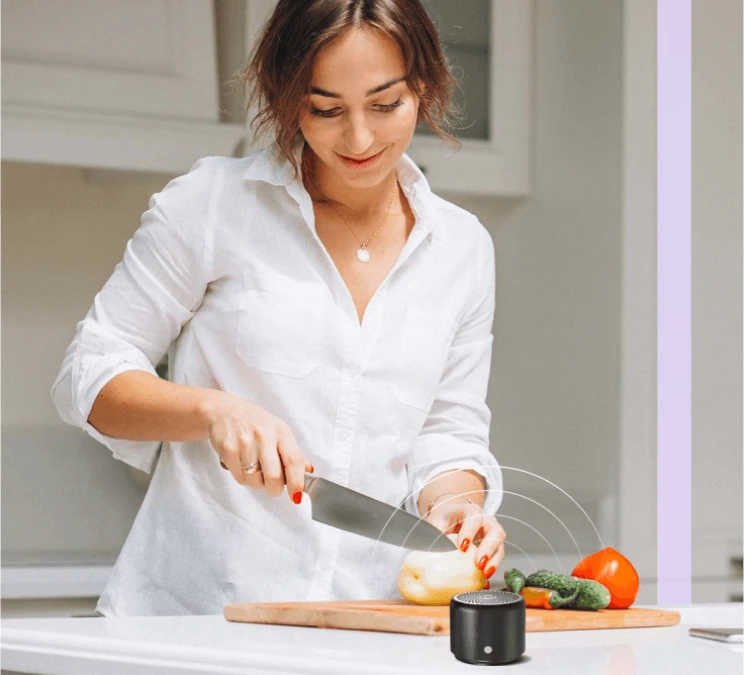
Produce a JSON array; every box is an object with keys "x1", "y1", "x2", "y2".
[{"x1": 52, "y1": 0, "x2": 506, "y2": 616}]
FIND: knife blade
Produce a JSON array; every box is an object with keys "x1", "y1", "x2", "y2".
[{"x1": 303, "y1": 473, "x2": 457, "y2": 552}]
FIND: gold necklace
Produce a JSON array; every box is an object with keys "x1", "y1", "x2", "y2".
[{"x1": 317, "y1": 178, "x2": 398, "y2": 263}]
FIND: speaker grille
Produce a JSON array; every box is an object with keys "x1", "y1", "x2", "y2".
[{"x1": 454, "y1": 590, "x2": 521, "y2": 606}]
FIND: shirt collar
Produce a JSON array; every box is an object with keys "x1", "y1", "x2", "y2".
[{"x1": 243, "y1": 139, "x2": 440, "y2": 234}]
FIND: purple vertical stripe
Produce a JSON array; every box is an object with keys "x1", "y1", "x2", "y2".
[{"x1": 657, "y1": 0, "x2": 692, "y2": 605}]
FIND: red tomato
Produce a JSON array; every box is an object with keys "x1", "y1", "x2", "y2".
[{"x1": 571, "y1": 547, "x2": 640, "y2": 609}]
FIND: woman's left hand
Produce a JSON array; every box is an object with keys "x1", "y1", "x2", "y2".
[{"x1": 424, "y1": 498, "x2": 507, "y2": 582}]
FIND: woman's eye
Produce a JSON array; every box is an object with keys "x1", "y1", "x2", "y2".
[
  {"x1": 375, "y1": 99, "x2": 404, "y2": 112},
  {"x1": 310, "y1": 107, "x2": 341, "y2": 118},
  {"x1": 309, "y1": 98, "x2": 404, "y2": 118}
]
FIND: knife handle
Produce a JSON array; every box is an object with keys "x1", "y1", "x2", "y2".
[{"x1": 303, "y1": 472, "x2": 318, "y2": 497}]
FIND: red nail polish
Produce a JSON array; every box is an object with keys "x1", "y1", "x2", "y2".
[
  {"x1": 478, "y1": 556, "x2": 488, "y2": 570},
  {"x1": 309, "y1": 465, "x2": 315, "y2": 473},
  {"x1": 292, "y1": 491, "x2": 303, "y2": 505},
  {"x1": 484, "y1": 581, "x2": 491, "y2": 590},
  {"x1": 460, "y1": 539, "x2": 470, "y2": 552},
  {"x1": 485, "y1": 566, "x2": 496, "y2": 579}
]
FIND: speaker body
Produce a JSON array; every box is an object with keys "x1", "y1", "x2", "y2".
[{"x1": 449, "y1": 590, "x2": 526, "y2": 665}]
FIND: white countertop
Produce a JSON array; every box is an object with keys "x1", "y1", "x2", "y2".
[{"x1": 2, "y1": 604, "x2": 742, "y2": 675}]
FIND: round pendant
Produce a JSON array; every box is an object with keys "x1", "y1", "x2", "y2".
[{"x1": 357, "y1": 248, "x2": 370, "y2": 263}]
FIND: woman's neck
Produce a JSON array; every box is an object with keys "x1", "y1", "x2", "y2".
[{"x1": 302, "y1": 145, "x2": 399, "y2": 218}]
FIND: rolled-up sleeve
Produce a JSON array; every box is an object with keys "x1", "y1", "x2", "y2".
[
  {"x1": 51, "y1": 158, "x2": 218, "y2": 473},
  {"x1": 404, "y1": 227, "x2": 503, "y2": 517}
]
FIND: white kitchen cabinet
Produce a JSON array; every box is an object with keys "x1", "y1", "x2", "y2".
[
  {"x1": 1, "y1": 566, "x2": 113, "y2": 602},
  {"x1": 407, "y1": 0, "x2": 533, "y2": 195},
  {"x1": 1, "y1": 0, "x2": 249, "y2": 173},
  {"x1": 1, "y1": 565, "x2": 112, "y2": 618},
  {"x1": 1, "y1": 598, "x2": 100, "y2": 619},
  {"x1": 690, "y1": 536, "x2": 743, "y2": 603},
  {"x1": 2, "y1": 0, "x2": 219, "y2": 121},
  {"x1": 2, "y1": 0, "x2": 532, "y2": 192}
]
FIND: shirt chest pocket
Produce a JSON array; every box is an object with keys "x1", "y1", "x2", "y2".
[
  {"x1": 391, "y1": 307, "x2": 454, "y2": 411},
  {"x1": 236, "y1": 278, "x2": 326, "y2": 378}
]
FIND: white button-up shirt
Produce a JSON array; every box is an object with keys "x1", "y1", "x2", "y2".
[{"x1": 51, "y1": 142, "x2": 504, "y2": 616}]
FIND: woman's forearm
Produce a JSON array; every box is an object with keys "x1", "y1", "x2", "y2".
[
  {"x1": 87, "y1": 370, "x2": 223, "y2": 442},
  {"x1": 417, "y1": 469, "x2": 486, "y2": 516}
]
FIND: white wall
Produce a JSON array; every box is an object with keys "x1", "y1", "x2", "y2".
[
  {"x1": 690, "y1": 0, "x2": 743, "y2": 602},
  {"x1": 1, "y1": 163, "x2": 170, "y2": 563},
  {"x1": 617, "y1": 0, "x2": 658, "y2": 597},
  {"x1": 444, "y1": 0, "x2": 625, "y2": 561}
]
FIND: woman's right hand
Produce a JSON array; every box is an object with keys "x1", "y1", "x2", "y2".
[{"x1": 201, "y1": 390, "x2": 313, "y2": 504}]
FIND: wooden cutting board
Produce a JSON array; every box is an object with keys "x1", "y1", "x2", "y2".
[{"x1": 224, "y1": 599, "x2": 681, "y2": 636}]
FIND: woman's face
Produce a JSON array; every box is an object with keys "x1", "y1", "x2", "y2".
[{"x1": 299, "y1": 27, "x2": 420, "y2": 189}]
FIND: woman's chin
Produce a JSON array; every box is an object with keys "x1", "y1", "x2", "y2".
[{"x1": 336, "y1": 161, "x2": 397, "y2": 188}]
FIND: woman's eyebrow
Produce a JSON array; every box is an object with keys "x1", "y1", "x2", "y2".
[{"x1": 309, "y1": 77, "x2": 405, "y2": 99}]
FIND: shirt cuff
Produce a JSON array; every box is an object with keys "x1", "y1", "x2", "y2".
[
  {"x1": 73, "y1": 359, "x2": 162, "y2": 474},
  {"x1": 404, "y1": 436, "x2": 504, "y2": 518}
]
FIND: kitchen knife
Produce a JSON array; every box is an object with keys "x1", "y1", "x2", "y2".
[{"x1": 303, "y1": 473, "x2": 457, "y2": 552}]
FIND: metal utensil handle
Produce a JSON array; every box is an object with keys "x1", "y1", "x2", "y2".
[{"x1": 303, "y1": 472, "x2": 318, "y2": 496}]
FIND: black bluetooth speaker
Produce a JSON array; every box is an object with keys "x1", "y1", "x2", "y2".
[{"x1": 449, "y1": 590, "x2": 526, "y2": 665}]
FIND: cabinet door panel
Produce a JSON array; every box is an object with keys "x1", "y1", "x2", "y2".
[
  {"x1": 1, "y1": 0, "x2": 220, "y2": 121},
  {"x1": 409, "y1": 0, "x2": 533, "y2": 195},
  {"x1": 418, "y1": 0, "x2": 491, "y2": 141}
]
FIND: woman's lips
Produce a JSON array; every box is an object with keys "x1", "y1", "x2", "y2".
[{"x1": 338, "y1": 148, "x2": 385, "y2": 170}]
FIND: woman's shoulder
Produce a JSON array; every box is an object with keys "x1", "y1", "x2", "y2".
[
  {"x1": 426, "y1": 191, "x2": 494, "y2": 260},
  {"x1": 181, "y1": 151, "x2": 269, "y2": 184},
  {"x1": 154, "y1": 150, "x2": 276, "y2": 209}
]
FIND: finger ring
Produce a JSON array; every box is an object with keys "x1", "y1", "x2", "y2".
[{"x1": 241, "y1": 461, "x2": 261, "y2": 475}]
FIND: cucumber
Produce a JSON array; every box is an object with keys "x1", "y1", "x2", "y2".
[
  {"x1": 525, "y1": 570, "x2": 579, "y2": 602},
  {"x1": 525, "y1": 570, "x2": 611, "y2": 610},
  {"x1": 504, "y1": 568, "x2": 526, "y2": 594},
  {"x1": 573, "y1": 578, "x2": 611, "y2": 610}
]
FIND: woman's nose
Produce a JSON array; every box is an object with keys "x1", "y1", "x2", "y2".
[{"x1": 342, "y1": 112, "x2": 374, "y2": 155}]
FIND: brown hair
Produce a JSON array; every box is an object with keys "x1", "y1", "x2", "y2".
[{"x1": 237, "y1": 0, "x2": 461, "y2": 175}]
